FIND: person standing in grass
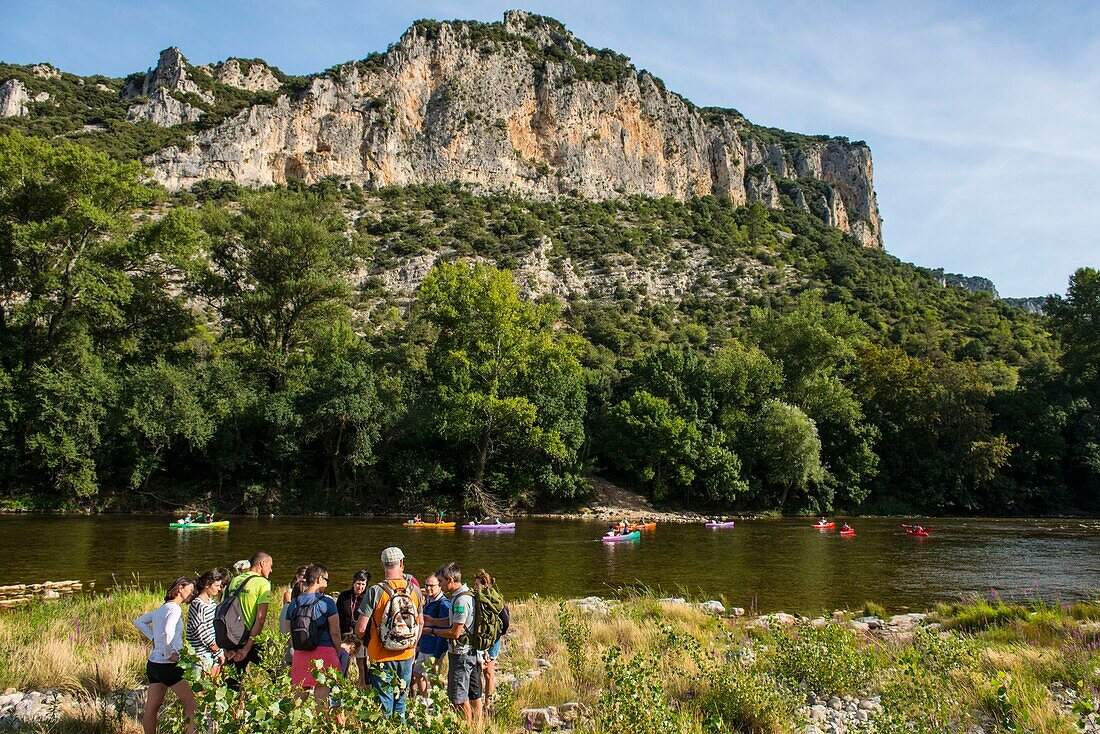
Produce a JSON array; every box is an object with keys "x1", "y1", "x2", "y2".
[
  {"x1": 473, "y1": 570, "x2": 509, "y2": 705},
  {"x1": 336, "y1": 569, "x2": 370, "y2": 685},
  {"x1": 224, "y1": 551, "x2": 273, "y2": 688},
  {"x1": 286, "y1": 564, "x2": 342, "y2": 707},
  {"x1": 134, "y1": 577, "x2": 197, "y2": 734},
  {"x1": 425, "y1": 562, "x2": 482, "y2": 727},
  {"x1": 412, "y1": 573, "x2": 451, "y2": 698},
  {"x1": 356, "y1": 547, "x2": 423, "y2": 717},
  {"x1": 186, "y1": 569, "x2": 226, "y2": 678}
]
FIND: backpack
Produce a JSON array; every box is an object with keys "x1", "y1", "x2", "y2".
[
  {"x1": 461, "y1": 585, "x2": 505, "y2": 652},
  {"x1": 377, "y1": 580, "x2": 421, "y2": 652},
  {"x1": 290, "y1": 595, "x2": 327, "y2": 651},
  {"x1": 214, "y1": 574, "x2": 259, "y2": 650}
]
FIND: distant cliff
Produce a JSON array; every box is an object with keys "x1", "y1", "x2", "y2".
[{"x1": 0, "y1": 11, "x2": 882, "y2": 248}]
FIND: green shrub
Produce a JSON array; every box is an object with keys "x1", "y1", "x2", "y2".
[
  {"x1": 595, "y1": 649, "x2": 685, "y2": 734},
  {"x1": 697, "y1": 663, "x2": 798, "y2": 734},
  {"x1": 767, "y1": 623, "x2": 880, "y2": 695}
]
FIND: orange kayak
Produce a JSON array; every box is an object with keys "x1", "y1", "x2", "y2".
[{"x1": 628, "y1": 522, "x2": 656, "y2": 531}]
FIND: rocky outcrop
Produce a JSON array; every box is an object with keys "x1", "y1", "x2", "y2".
[
  {"x1": 0, "y1": 79, "x2": 30, "y2": 117},
  {"x1": 123, "y1": 47, "x2": 211, "y2": 126},
  {"x1": 30, "y1": 64, "x2": 60, "y2": 79},
  {"x1": 212, "y1": 59, "x2": 280, "y2": 91},
  {"x1": 141, "y1": 11, "x2": 883, "y2": 247}
]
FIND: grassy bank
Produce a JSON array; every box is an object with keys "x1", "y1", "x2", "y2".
[{"x1": 1, "y1": 588, "x2": 1099, "y2": 733}]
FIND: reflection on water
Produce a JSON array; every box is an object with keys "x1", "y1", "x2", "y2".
[{"x1": 2, "y1": 515, "x2": 1098, "y2": 614}]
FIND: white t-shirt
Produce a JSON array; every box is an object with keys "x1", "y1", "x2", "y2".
[{"x1": 134, "y1": 602, "x2": 184, "y2": 663}]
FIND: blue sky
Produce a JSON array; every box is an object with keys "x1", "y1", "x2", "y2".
[{"x1": 4, "y1": 1, "x2": 1097, "y2": 297}]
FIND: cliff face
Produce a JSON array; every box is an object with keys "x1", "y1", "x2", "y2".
[
  {"x1": 0, "y1": 11, "x2": 883, "y2": 247},
  {"x1": 146, "y1": 12, "x2": 882, "y2": 247}
]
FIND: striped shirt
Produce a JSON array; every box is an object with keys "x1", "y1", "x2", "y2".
[{"x1": 186, "y1": 597, "x2": 218, "y2": 661}]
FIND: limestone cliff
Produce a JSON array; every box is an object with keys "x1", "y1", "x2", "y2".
[
  {"x1": 143, "y1": 12, "x2": 882, "y2": 247},
  {"x1": 0, "y1": 11, "x2": 883, "y2": 247}
]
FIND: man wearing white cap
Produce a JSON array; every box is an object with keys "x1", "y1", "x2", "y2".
[{"x1": 355, "y1": 547, "x2": 423, "y2": 717}]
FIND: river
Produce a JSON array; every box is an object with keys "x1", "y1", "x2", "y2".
[{"x1": 2, "y1": 515, "x2": 1098, "y2": 614}]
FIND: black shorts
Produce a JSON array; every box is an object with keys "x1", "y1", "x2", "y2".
[{"x1": 146, "y1": 660, "x2": 185, "y2": 687}]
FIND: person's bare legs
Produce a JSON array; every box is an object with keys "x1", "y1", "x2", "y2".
[
  {"x1": 471, "y1": 697, "x2": 484, "y2": 728},
  {"x1": 141, "y1": 684, "x2": 166, "y2": 734},
  {"x1": 168, "y1": 680, "x2": 197, "y2": 734}
]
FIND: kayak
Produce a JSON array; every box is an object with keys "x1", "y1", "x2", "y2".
[
  {"x1": 904, "y1": 527, "x2": 931, "y2": 537},
  {"x1": 170, "y1": 520, "x2": 229, "y2": 530},
  {"x1": 405, "y1": 521, "x2": 456, "y2": 528},
  {"x1": 462, "y1": 522, "x2": 516, "y2": 530},
  {"x1": 628, "y1": 522, "x2": 657, "y2": 531},
  {"x1": 838, "y1": 528, "x2": 856, "y2": 537},
  {"x1": 705, "y1": 521, "x2": 736, "y2": 529},
  {"x1": 813, "y1": 522, "x2": 835, "y2": 530},
  {"x1": 602, "y1": 530, "x2": 641, "y2": 542}
]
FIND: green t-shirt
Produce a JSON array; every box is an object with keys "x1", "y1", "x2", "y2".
[{"x1": 227, "y1": 573, "x2": 272, "y2": 629}]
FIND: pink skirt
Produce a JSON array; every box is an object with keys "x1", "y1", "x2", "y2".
[{"x1": 290, "y1": 645, "x2": 341, "y2": 688}]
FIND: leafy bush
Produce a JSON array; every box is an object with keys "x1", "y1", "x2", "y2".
[
  {"x1": 596, "y1": 649, "x2": 685, "y2": 734},
  {"x1": 698, "y1": 663, "x2": 798, "y2": 734},
  {"x1": 767, "y1": 623, "x2": 879, "y2": 695}
]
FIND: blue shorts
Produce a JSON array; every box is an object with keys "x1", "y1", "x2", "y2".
[{"x1": 487, "y1": 637, "x2": 502, "y2": 660}]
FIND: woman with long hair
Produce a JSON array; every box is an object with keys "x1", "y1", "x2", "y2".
[
  {"x1": 134, "y1": 577, "x2": 198, "y2": 734},
  {"x1": 186, "y1": 569, "x2": 226, "y2": 678},
  {"x1": 285, "y1": 564, "x2": 342, "y2": 706}
]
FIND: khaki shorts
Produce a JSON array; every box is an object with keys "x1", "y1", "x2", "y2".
[{"x1": 412, "y1": 650, "x2": 443, "y2": 678}]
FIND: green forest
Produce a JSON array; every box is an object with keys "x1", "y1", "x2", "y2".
[{"x1": 0, "y1": 131, "x2": 1096, "y2": 515}]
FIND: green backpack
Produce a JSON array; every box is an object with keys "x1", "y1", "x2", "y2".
[{"x1": 461, "y1": 585, "x2": 505, "y2": 651}]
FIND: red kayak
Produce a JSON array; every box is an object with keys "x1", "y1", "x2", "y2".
[
  {"x1": 813, "y1": 521, "x2": 835, "y2": 530},
  {"x1": 838, "y1": 528, "x2": 856, "y2": 537},
  {"x1": 904, "y1": 526, "x2": 931, "y2": 537}
]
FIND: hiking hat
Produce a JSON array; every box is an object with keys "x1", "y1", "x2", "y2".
[{"x1": 381, "y1": 547, "x2": 405, "y2": 565}]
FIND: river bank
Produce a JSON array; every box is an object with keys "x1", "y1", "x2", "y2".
[{"x1": 1, "y1": 587, "x2": 1098, "y2": 733}]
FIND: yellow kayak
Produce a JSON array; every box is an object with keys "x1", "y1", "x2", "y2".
[{"x1": 405, "y1": 521, "x2": 456, "y2": 529}]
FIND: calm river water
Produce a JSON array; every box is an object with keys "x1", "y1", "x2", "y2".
[{"x1": 2, "y1": 515, "x2": 1098, "y2": 614}]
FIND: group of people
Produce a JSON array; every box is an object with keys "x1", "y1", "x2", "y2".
[{"x1": 133, "y1": 548, "x2": 509, "y2": 733}]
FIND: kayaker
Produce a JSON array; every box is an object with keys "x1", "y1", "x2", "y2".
[
  {"x1": 841, "y1": 523, "x2": 853, "y2": 532},
  {"x1": 493, "y1": 516, "x2": 502, "y2": 525},
  {"x1": 413, "y1": 514, "x2": 422, "y2": 524},
  {"x1": 182, "y1": 513, "x2": 193, "y2": 525},
  {"x1": 436, "y1": 511, "x2": 444, "y2": 523}
]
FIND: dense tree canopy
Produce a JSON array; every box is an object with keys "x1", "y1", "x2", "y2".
[{"x1": 0, "y1": 132, "x2": 1091, "y2": 515}]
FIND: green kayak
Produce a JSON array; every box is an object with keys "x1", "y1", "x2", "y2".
[{"x1": 169, "y1": 520, "x2": 230, "y2": 530}]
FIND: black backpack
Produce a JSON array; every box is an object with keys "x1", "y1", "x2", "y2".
[
  {"x1": 214, "y1": 574, "x2": 259, "y2": 650},
  {"x1": 290, "y1": 595, "x2": 327, "y2": 651}
]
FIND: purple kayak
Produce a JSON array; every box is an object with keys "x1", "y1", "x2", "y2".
[
  {"x1": 705, "y1": 521, "x2": 736, "y2": 528},
  {"x1": 462, "y1": 522, "x2": 516, "y2": 530}
]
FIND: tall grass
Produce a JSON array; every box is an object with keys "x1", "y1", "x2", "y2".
[{"x1": 1, "y1": 589, "x2": 1099, "y2": 733}]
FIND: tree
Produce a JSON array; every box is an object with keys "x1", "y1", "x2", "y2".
[
  {"x1": 118, "y1": 359, "x2": 213, "y2": 491},
  {"x1": 0, "y1": 131, "x2": 157, "y2": 370},
  {"x1": 1046, "y1": 267, "x2": 1100, "y2": 389},
  {"x1": 754, "y1": 400, "x2": 824, "y2": 509},
  {"x1": 417, "y1": 262, "x2": 586, "y2": 512},
  {"x1": 196, "y1": 190, "x2": 367, "y2": 384}
]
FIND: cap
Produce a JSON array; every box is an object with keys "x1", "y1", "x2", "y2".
[{"x1": 381, "y1": 547, "x2": 405, "y2": 565}]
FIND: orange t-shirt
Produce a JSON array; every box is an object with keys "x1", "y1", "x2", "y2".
[{"x1": 365, "y1": 578, "x2": 422, "y2": 662}]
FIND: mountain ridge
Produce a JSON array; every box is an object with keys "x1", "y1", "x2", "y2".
[{"x1": 0, "y1": 10, "x2": 883, "y2": 248}]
